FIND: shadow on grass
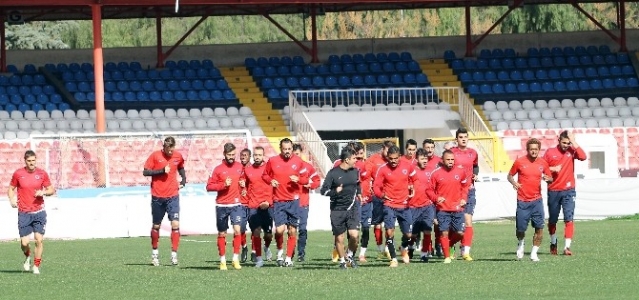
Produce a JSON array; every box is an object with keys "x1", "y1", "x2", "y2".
[
  {"x1": 473, "y1": 258, "x2": 518, "y2": 262},
  {"x1": 124, "y1": 263, "x2": 153, "y2": 266},
  {"x1": 0, "y1": 270, "x2": 26, "y2": 274}
]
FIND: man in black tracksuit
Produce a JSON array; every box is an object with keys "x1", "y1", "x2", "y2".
[{"x1": 321, "y1": 147, "x2": 361, "y2": 270}]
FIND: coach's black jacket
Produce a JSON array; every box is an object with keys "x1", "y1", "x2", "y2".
[{"x1": 320, "y1": 165, "x2": 361, "y2": 211}]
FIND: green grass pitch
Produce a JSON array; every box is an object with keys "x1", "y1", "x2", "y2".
[{"x1": 1, "y1": 220, "x2": 637, "y2": 299}]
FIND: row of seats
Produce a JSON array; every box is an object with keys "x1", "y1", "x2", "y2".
[
  {"x1": 0, "y1": 102, "x2": 69, "y2": 114},
  {"x1": 261, "y1": 73, "x2": 429, "y2": 90},
  {"x1": 468, "y1": 77, "x2": 638, "y2": 95},
  {"x1": 74, "y1": 90, "x2": 237, "y2": 102},
  {"x1": 300, "y1": 101, "x2": 453, "y2": 112},
  {"x1": 483, "y1": 97, "x2": 639, "y2": 111},
  {"x1": 0, "y1": 84, "x2": 58, "y2": 97},
  {"x1": 250, "y1": 61, "x2": 422, "y2": 77},
  {"x1": 445, "y1": 45, "x2": 615, "y2": 60},
  {"x1": 0, "y1": 106, "x2": 252, "y2": 120},
  {"x1": 493, "y1": 118, "x2": 638, "y2": 131},
  {"x1": 0, "y1": 74, "x2": 48, "y2": 86},
  {"x1": 67, "y1": 78, "x2": 230, "y2": 93},
  {"x1": 490, "y1": 107, "x2": 639, "y2": 122},
  {"x1": 451, "y1": 54, "x2": 630, "y2": 70},
  {"x1": 459, "y1": 65, "x2": 634, "y2": 82},
  {"x1": 61, "y1": 67, "x2": 223, "y2": 82},
  {"x1": 39, "y1": 59, "x2": 216, "y2": 74}
]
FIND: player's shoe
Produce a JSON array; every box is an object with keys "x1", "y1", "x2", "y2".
[
  {"x1": 219, "y1": 261, "x2": 228, "y2": 271},
  {"x1": 420, "y1": 255, "x2": 429, "y2": 263},
  {"x1": 240, "y1": 246, "x2": 248, "y2": 263},
  {"x1": 462, "y1": 254, "x2": 474, "y2": 261},
  {"x1": 276, "y1": 259, "x2": 284, "y2": 267},
  {"x1": 530, "y1": 255, "x2": 540, "y2": 262},
  {"x1": 401, "y1": 250, "x2": 410, "y2": 264},
  {"x1": 435, "y1": 244, "x2": 443, "y2": 258},
  {"x1": 171, "y1": 253, "x2": 178, "y2": 266},
  {"x1": 22, "y1": 257, "x2": 31, "y2": 271},
  {"x1": 264, "y1": 247, "x2": 273, "y2": 261},
  {"x1": 550, "y1": 243, "x2": 558, "y2": 255},
  {"x1": 358, "y1": 255, "x2": 367, "y2": 263},
  {"x1": 443, "y1": 257, "x2": 452, "y2": 264},
  {"x1": 284, "y1": 260, "x2": 294, "y2": 267},
  {"x1": 255, "y1": 259, "x2": 264, "y2": 268},
  {"x1": 339, "y1": 262, "x2": 348, "y2": 270},
  {"x1": 331, "y1": 248, "x2": 339, "y2": 263},
  {"x1": 516, "y1": 247, "x2": 525, "y2": 260},
  {"x1": 449, "y1": 246, "x2": 456, "y2": 259},
  {"x1": 389, "y1": 259, "x2": 399, "y2": 268},
  {"x1": 563, "y1": 248, "x2": 573, "y2": 256},
  {"x1": 232, "y1": 260, "x2": 242, "y2": 270},
  {"x1": 32, "y1": 266, "x2": 40, "y2": 275},
  {"x1": 297, "y1": 255, "x2": 305, "y2": 262},
  {"x1": 151, "y1": 254, "x2": 160, "y2": 267},
  {"x1": 250, "y1": 252, "x2": 257, "y2": 263},
  {"x1": 349, "y1": 258, "x2": 359, "y2": 269}
]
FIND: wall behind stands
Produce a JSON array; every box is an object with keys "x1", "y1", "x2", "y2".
[
  {"x1": 6, "y1": 30, "x2": 639, "y2": 68},
  {"x1": 0, "y1": 178, "x2": 637, "y2": 240}
]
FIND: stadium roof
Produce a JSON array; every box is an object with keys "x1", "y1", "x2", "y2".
[{"x1": 0, "y1": 0, "x2": 627, "y2": 22}]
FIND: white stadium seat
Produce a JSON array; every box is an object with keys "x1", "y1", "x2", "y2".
[
  {"x1": 534, "y1": 120, "x2": 547, "y2": 129},
  {"x1": 18, "y1": 120, "x2": 31, "y2": 130},
  {"x1": 321, "y1": 104, "x2": 332, "y2": 111},
  {"x1": 189, "y1": 108, "x2": 202, "y2": 118},
  {"x1": 347, "y1": 104, "x2": 361, "y2": 111},
  {"x1": 113, "y1": 109, "x2": 127, "y2": 119},
  {"x1": 600, "y1": 97, "x2": 613, "y2": 107},
  {"x1": 521, "y1": 100, "x2": 535, "y2": 110},
  {"x1": 627, "y1": 97, "x2": 639, "y2": 106},
  {"x1": 515, "y1": 110, "x2": 527, "y2": 120},
  {"x1": 425, "y1": 102, "x2": 438, "y2": 110},
  {"x1": 169, "y1": 119, "x2": 182, "y2": 129},
  {"x1": 373, "y1": 104, "x2": 387, "y2": 111},
  {"x1": 24, "y1": 110, "x2": 37, "y2": 120},
  {"x1": 560, "y1": 119, "x2": 572, "y2": 128},
  {"x1": 574, "y1": 98, "x2": 587, "y2": 108},
  {"x1": 152, "y1": 109, "x2": 164, "y2": 118},
  {"x1": 232, "y1": 117, "x2": 245, "y2": 128},
  {"x1": 632, "y1": 107, "x2": 639, "y2": 117},
  {"x1": 606, "y1": 107, "x2": 619, "y2": 118},
  {"x1": 619, "y1": 107, "x2": 632, "y2": 117},
  {"x1": 56, "y1": 120, "x2": 69, "y2": 130},
  {"x1": 502, "y1": 111, "x2": 515, "y2": 121},
  {"x1": 613, "y1": 97, "x2": 627, "y2": 107},
  {"x1": 239, "y1": 106, "x2": 253, "y2": 116},
  {"x1": 107, "y1": 120, "x2": 119, "y2": 130},
  {"x1": 535, "y1": 100, "x2": 548, "y2": 109},
  {"x1": 522, "y1": 121, "x2": 534, "y2": 129},
  {"x1": 561, "y1": 99, "x2": 574, "y2": 108},
  {"x1": 207, "y1": 118, "x2": 220, "y2": 129},
  {"x1": 624, "y1": 118, "x2": 636, "y2": 126},
  {"x1": 572, "y1": 119, "x2": 586, "y2": 128},
  {"x1": 335, "y1": 104, "x2": 348, "y2": 111},
  {"x1": 386, "y1": 103, "x2": 400, "y2": 111},
  {"x1": 554, "y1": 109, "x2": 566, "y2": 119},
  {"x1": 546, "y1": 120, "x2": 560, "y2": 128},
  {"x1": 598, "y1": 119, "x2": 611, "y2": 128},
  {"x1": 201, "y1": 107, "x2": 214, "y2": 117},
  {"x1": 157, "y1": 120, "x2": 170, "y2": 130},
  {"x1": 585, "y1": 119, "x2": 598, "y2": 128},
  {"x1": 592, "y1": 108, "x2": 606, "y2": 118},
  {"x1": 496, "y1": 122, "x2": 509, "y2": 131},
  {"x1": 119, "y1": 120, "x2": 132, "y2": 131},
  {"x1": 527, "y1": 110, "x2": 541, "y2": 120},
  {"x1": 44, "y1": 120, "x2": 56, "y2": 130},
  {"x1": 176, "y1": 108, "x2": 189, "y2": 118},
  {"x1": 132, "y1": 120, "x2": 145, "y2": 130},
  {"x1": 251, "y1": 127, "x2": 264, "y2": 136},
  {"x1": 489, "y1": 111, "x2": 501, "y2": 121},
  {"x1": 31, "y1": 121, "x2": 44, "y2": 130},
  {"x1": 145, "y1": 120, "x2": 157, "y2": 130},
  {"x1": 82, "y1": 120, "x2": 94, "y2": 130},
  {"x1": 4, "y1": 131, "x2": 16, "y2": 140},
  {"x1": 11, "y1": 111, "x2": 24, "y2": 119},
  {"x1": 5, "y1": 120, "x2": 18, "y2": 131},
  {"x1": 51, "y1": 110, "x2": 63, "y2": 119},
  {"x1": 580, "y1": 108, "x2": 593, "y2": 118},
  {"x1": 77, "y1": 109, "x2": 90, "y2": 119},
  {"x1": 194, "y1": 119, "x2": 208, "y2": 129},
  {"x1": 541, "y1": 109, "x2": 554, "y2": 120},
  {"x1": 17, "y1": 131, "x2": 30, "y2": 139},
  {"x1": 566, "y1": 108, "x2": 580, "y2": 119},
  {"x1": 496, "y1": 101, "x2": 509, "y2": 111},
  {"x1": 219, "y1": 118, "x2": 232, "y2": 128},
  {"x1": 182, "y1": 119, "x2": 195, "y2": 130},
  {"x1": 509, "y1": 121, "x2": 522, "y2": 130},
  {"x1": 547, "y1": 99, "x2": 561, "y2": 109},
  {"x1": 70, "y1": 120, "x2": 83, "y2": 130},
  {"x1": 244, "y1": 117, "x2": 257, "y2": 128},
  {"x1": 164, "y1": 108, "x2": 177, "y2": 118},
  {"x1": 508, "y1": 100, "x2": 522, "y2": 110},
  {"x1": 610, "y1": 118, "x2": 623, "y2": 127},
  {"x1": 227, "y1": 107, "x2": 239, "y2": 116},
  {"x1": 587, "y1": 98, "x2": 600, "y2": 107},
  {"x1": 0, "y1": 110, "x2": 9, "y2": 119},
  {"x1": 483, "y1": 101, "x2": 496, "y2": 111},
  {"x1": 37, "y1": 110, "x2": 50, "y2": 120},
  {"x1": 139, "y1": 109, "x2": 152, "y2": 119},
  {"x1": 439, "y1": 102, "x2": 451, "y2": 111}
]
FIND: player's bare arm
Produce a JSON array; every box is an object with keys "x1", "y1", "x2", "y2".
[
  {"x1": 567, "y1": 132, "x2": 579, "y2": 148},
  {"x1": 178, "y1": 167, "x2": 186, "y2": 188},
  {"x1": 7, "y1": 185, "x2": 18, "y2": 208},
  {"x1": 507, "y1": 174, "x2": 522, "y2": 190}
]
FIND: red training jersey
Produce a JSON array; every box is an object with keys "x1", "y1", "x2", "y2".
[
  {"x1": 427, "y1": 165, "x2": 470, "y2": 212},
  {"x1": 425, "y1": 155, "x2": 442, "y2": 172},
  {"x1": 451, "y1": 147, "x2": 478, "y2": 187},
  {"x1": 409, "y1": 165, "x2": 434, "y2": 208},
  {"x1": 239, "y1": 163, "x2": 250, "y2": 206},
  {"x1": 365, "y1": 153, "x2": 387, "y2": 183},
  {"x1": 144, "y1": 150, "x2": 185, "y2": 198},
  {"x1": 400, "y1": 155, "x2": 417, "y2": 166},
  {"x1": 243, "y1": 162, "x2": 273, "y2": 209},
  {"x1": 10, "y1": 168, "x2": 52, "y2": 213},
  {"x1": 206, "y1": 160, "x2": 244, "y2": 206},
  {"x1": 262, "y1": 154, "x2": 309, "y2": 202},
  {"x1": 299, "y1": 161, "x2": 321, "y2": 207},
  {"x1": 373, "y1": 160, "x2": 416, "y2": 209},
  {"x1": 509, "y1": 156, "x2": 551, "y2": 202},
  {"x1": 543, "y1": 145, "x2": 587, "y2": 191}
]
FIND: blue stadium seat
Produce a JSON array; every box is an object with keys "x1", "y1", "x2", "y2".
[
  {"x1": 484, "y1": 71, "x2": 497, "y2": 81},
  {"x1": 597, "y1": 66, "x2": 610, "y2": 76},
  {"x1": 443, "y1": 50, "x2": 456, "y2": 61},
  {"x1": 497, "y1": 71, "x2": 509, "y2": 81},
  {"x1": 614, "y1": 77, "x2": 627, "y2": 88},
  {"x1": 65, "y1": 82, "x2": 78, "y2": 93},
  {"x1": 24, "y1": 94, "x2": 36, "y2": 105},
  {"x1": 45, "y1": 103, "x2": 57, "y2": 112},
  {"x1": 251, "y1": 67, "x2": 265, "y2": 77},
  {"x1": 325, "y1": 76, "x2": 338, "y2": 88},
  {"x1": 551, "y1": 47, "x2": 563, "y2": 56},
  {"x1": 78, "y1": 81, "x2": 92, "y2": 93},
  {"x1": 149, "y1": 91, "x2": 161, "y2": 101},
  {"x1": 476, "y1": 59, "x2": 488, "y2": 69},
  {"x1": 563, "y1": 47, "x2": 575, "y2": 56},
  {"x1": 261, "y1": 78, "x2": 273, "y2": 89},
  {"x1": 553, "y1": 81, "x2": 566, "y2": 91},
  {"x1": 369, "y1": 63, "x2": 382, "y2": 73},
  {"x1": 36, "y1": 94, "x2": 49, "y2": 105},
  {"x1": 223, "y1": 90, "x2": 235, "y2": 100},
  {"x1": 492, "y1": 83, "x2": 504, "y2": 93},
  {"x1": 480, "y1": 84, "x2": 492, "y2": 94},
  {"x1": 338, "y1": 76, "x2": 351, "y2": 88},
  {"x1": 280, "y1": 56, "x2": 293, "y2": 66},
  {"x1": 450, "y1": 60, "x2": 463, "y2": 71},
  {"x1": 627, "y1": 77, "x2": 639, "y2": 87},
  {"x1": 622, "y1": 65, "x2": 635, "y2": 75},
  {"x1": 137, "y1": 91, "x2": 149, "y2": 101},
  {"x1": 604, "y1": 54, "x2": 617, "y2": 64},
  {"x1": 328, "y1": 55, "x2": 340, "y2": 65},
  {"x1": 364, "y1": 75, "x2": 376, "y2": 86},
  {"x1": 286, "y1": 77, "x2": 299, "y2": 88},
  {"x1": 303, "y1": 65, "x2": 316, "y2": 75},
  {"x1": 472, "y1": 71, "x2": 484, "y2": 81},
  {"x1": 377, "y1": 53, "x2": 389, "y2": 62},
  {"x1": 58, "y1": 102, "x2": 70, "y2": 111},
  {"x1": 278, "y1": 66, "x2": 290, "y2": 76},
  {"x1": 377, "y1": 75, "x2": 390, "y2": 86},
  {"x1": 364, "y1": 53, "x2": 376, "y2": 63},
  {"x1": 590, "y1": 79, "x2": 603, "y2": 89},
  {"x1": 573, "y1": 68, "x2": 586, "y2": 78},
  {"x1": 560, "y1": 68, "x2": 573, "y2": 79},
  {"x1": 617, "y1": 53, "x2": 630, "y2": 64},
  {"x1": 352, "y1": 75, "x2": 364, "y2": 86},
  {"x1": 467, "y1": 84, "x2": 479, "y2": 95},
  {"x1": 489, "y1": 59, "x2": 501, "y2": 69},
  {"x1": 198, "y1": 90, "x2": 210, "y2": 100},
  {"x1": 586, "y1": 46, "x2": 599, "y2": 55},
  {"x1": 390, "y1": 74, "x2": 403, "y2": 85},
  {"x1": 273, "y1": 77, "x2": 286, "y2": 88},
  {"x1": 312, "y1": 76, "x2": 325, "y2": 88},
  {"x1": 401, "y1": 52, "x2": 413, "y2": 62},
  {"x1": 299, "y1": 77, "x2": 312, "y2": 88},
  {"x1": 548, "y1": 69, "x2": 561, "y2": 79},
  {"x1": 50, "y1": 94, "x2": 62, "y2": 104},
  {"x1": 566, "y1": 80, "x2": 579, "y2": 91},
  {"x1": 291, "y1": 66, "x2": 303, "y2": 76},
  {"x1": 592, "y1": 55, "x2": 605, "y2": 65},
  {"x1": 86, "y1": 92, "x2": 95, "y2": 102},
  {"x1": 292, "y1": 56, "x2": 305, "y2": 66},
  {"x1": 245, "y1": 58, "x2": 257, "y2": 69},
  {"x1": 184, "y1": 69, "x2": 197, "y2": 79},
  {"x1": 329, "y1": 64, "x2": 342, "y2": 75},
  {"x1": 343, "y1": 63, "x2": 356, "y2": 74},
  {"x1": 317, "y1": 65, "x2": 330, "y2": 75},
  {"x1": 578, "y1": 80, "x2": 590, "y2": 90},
  {"x1": 268, "y1": 57, "x2": 281, "y2": 67},
  {"x1": 528, "y1": 57, "x2": 540, "y2": 68},
  {"x1": 542, "y1": 82, "x2": 554, "y2": 92},
  {"x1": 124, "y1": 91, "x2": 136, "y2": 101},
  {"x1": 529, "y1": 82, "x2": 542, "y2": 92},
  {"x1": 517, "y1": 82, "x2": 530, "y2": 93},
  {"x1": 510, "y1": 70, "x2": 522, "y2": 81},
  {"x1": 178, "y1": 80, "x2": 191, "y2": 91},
  {"x1": 216, "y1": 80, "x2": 229, "y2": 90},
  {"x1": 18, "y1": 86, "x2": 30, "y2": 96},
  {"x1": 174, "y1": 91, "x2": 186, "y2": 101},
  {"x1": 610, "y1": 65, "x2": 622, "y2": 76},
  {"x1": 191, "y1": 80, "x2": 204, "y2": 90},
  {"x1": 351, "y1": 54, "x2": 364, "y2": 64},
  {"x1": 161, "y1": 91, "x2": 173, "y2": 101},
  {"x1": 388, "y1": 52, "x2": 401, "y2": 62}
]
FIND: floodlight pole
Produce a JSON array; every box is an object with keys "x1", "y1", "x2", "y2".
[
  {"x1": 0, "y1": 12, "x2": 6, "y2": 73},
  {"x1": 91, "y1": 4, "x2": 106, "y2": 134}
]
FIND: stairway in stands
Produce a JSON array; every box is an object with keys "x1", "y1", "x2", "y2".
[
  {"x1": 220, "y1": 67, "x2": 291, "y2": 149},
  {"x1": 418, "y1": 58, "x2": 511, "y2": 172}
]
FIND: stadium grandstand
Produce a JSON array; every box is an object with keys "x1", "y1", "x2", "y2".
[{"x1": 0, "y1": 2, "x2": 636, "y2": 195}]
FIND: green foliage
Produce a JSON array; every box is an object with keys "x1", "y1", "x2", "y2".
[{"x1": 4, "y1": 3, "x2": 639, "y2": 50}]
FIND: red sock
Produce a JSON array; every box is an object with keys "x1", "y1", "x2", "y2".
[
  {"x1": 254, "y1": 236, "x2": 262, "y2": 256},
  {"x1": 240, "y1": 232, "x2": 247, "y2": 248},
  {"x1": 217, "y1": 235, "x2": 226, "y2": 257},
  {"x1": 170, "y1": 228, "x2": 180, "y2": 252},
  {"x1": 440, "y1": 236, "x2": 450, "y2": 257},
  {"x1": 462, "y1": 226, "x2": 474, "y2": 247},
  {"x1": 233, "y1": 234, "x2": 241, "y2": 255},
  {"x1": 23, "y1": 249, "x2": 30, "y2": 257},
  {"x1": 275, "y1": 233, "x2": 284, "y2": 250},
  {"x1": 286, "y1": 235, "x2": 297, "y2": 258},
  {"x1": 151, "y1": 228, "x2": 160, "y2": 249},
  {"x1": 264, "y1": 235, "x2": 272, "y2": 248},
  {"x1": 548, "y1": 223, "x2": 557, "y2": 235},
  {"x1": 34, "y1": 258, "x2": 41, "y2": 267},
  {"x1": 565, "y1": 221, "x2": 574, "y2": 239},
  {"x1": 423, "y1": 234, "x2": 432, "y2": 254},
  {"x1": 374, "y1": 227, "x2": 383, "y2": 245}
]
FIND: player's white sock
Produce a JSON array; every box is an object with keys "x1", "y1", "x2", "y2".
[
  {"x1": 517, "y1": 240, "x2": 525, "y2": 248},
  {"x1": 339, "y1": 257, "x2": 345, "y2": 263},
  {"x1": 360, "y1": 248, "x2": 367, "y2": 256},
  {"x1": 531, "y1": 245, "x2": 540, "y2": 256},
  {"x1": 171, "y1": 251, "x2": 177, "y2": 258},
  {"x1": 285, "y1": 256, "x2": 292, "y2": 263},
  {"x1": 550, "y1": 234, "x2": 558, "y2": 244},
  {"x1": 377, "y1": 245, "x2": 384, "y2": 252},
  {"x1": 347, "y1": 250, "x2": 353, "y2": 258},
  {"x1": 565, "y1": 239, "x2": 572, "y2": 249},
  {"x1": 220, "y1": 256, "x2": 226, "y2": 263},
  {"x1": 384, "y1": 246, "x2": 389, "y2": 253},
  {"x1": 463, "y1": 246, "x2": 471, "y2": 255},
  {"x1": 277, "y1": 249, "x2": 284, "y2": 259},
  {"x1": 232, "y1": 254, "x2": 239, "y2": 261},
  {"x1": 152, "y1": 249, "x2": 159, "y2": 256}
]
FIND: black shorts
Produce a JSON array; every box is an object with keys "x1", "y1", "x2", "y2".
[
  {"x1": 330, "y1": 208, "x2": 359, "y2": 236},
  {"x1": 151, "y1": 196, "x2": 180, "y2": 224}
]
